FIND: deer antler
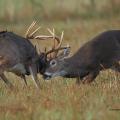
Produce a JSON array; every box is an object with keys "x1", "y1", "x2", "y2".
[
  {"x1": 25, "y1": 21, "x2": 70, "y2": 59},
  {"x1": 25, "y1": 21, "x2": 41, "y2": 39},
  {"x1": 25, "y1": 21, "x2": 60, "y2": 44},
  {"x1": 46, "y1": 45, "x2": 70, "y2": 57},
  {"x1": 46, "y1": 31, "x2": 70, "y2": 58}
]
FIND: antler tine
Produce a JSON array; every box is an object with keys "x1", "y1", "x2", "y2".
[
  {"x1": 47, "y1": 28, "x2": 54, "y2": 36},
  {"x1": 53, "y1": 28, "x2": 55, "y2": 39},
  {"x1": 48, "y1": 28, "x2": 57, "y2": 50},
  {"x1": 56, "y1": 31, "x2": 64, "y2": 49},
  {"x1": 29, "y1": 26, "x2": 41, "y2": 39},
  {"x1": 52, "y1": 28, "x2": 56, "y2": 49},
  {"x1": 53, "y1": 31, "x2": 64, "y2": 57},
  {"x1": 47, "y1": 28, "x2": 59, "y2": 44},
  {"x1": 25, "y1": 21, "x2": 36, "y2": 38}
]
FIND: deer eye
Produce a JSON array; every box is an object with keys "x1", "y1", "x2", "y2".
[{"x1": 50, "y1": 60, "x2": 57, "y2": 67}]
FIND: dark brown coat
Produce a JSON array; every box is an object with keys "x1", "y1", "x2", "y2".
[
  {"x1": 0, "y1": 31, "x2": 47, "y2": 88},
  {"x1": 44, "y1": 30, "x2": 120, "y2": 83}
]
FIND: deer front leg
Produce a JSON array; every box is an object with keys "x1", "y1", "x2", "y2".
[
  {"x1": 29, "y1": 64, "x2": 41, "y2": 89},
  {"x1": 112, "y1": 62, "x2": 120, "y2": 73},
  {"x1": 82, "y1": 71, "x2": 99, "y2": 84},
  {"x1": 20, "y1": 75, "x2": 27, "y2": 86},
  {"x1": 0, "y1": 73, "x2": 14, "y2": 88},
  {"x1": 76, "y1": 77, "x2": 81, "y2": 85}
]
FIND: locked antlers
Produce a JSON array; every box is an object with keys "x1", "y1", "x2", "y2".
[
  {"x1": 45, "y1": 31, "x2": 70, "y2": 58},
  {"x1": 25, "y1": 21, "x2": 70, "y2": 59}
]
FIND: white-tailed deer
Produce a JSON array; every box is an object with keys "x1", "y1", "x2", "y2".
[
  {"x1": 0, "y1": 21, "x2": 65, "y2": 88},
  {"x1": 44, "y1": 30, "x2": 120, "y2": 84}
]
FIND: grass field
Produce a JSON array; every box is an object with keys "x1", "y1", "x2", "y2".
[
  {"x1": 0, "y1": 0, "x2": 120, "y2": 120},
  {"x1": 0, "y1": 17, "x2": 119, "y2": 120}
]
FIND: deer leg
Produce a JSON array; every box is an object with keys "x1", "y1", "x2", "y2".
[
  {"x1": 82, "y1": 71, "x2": 99, "y2": 84},
  {"x1": 76, "y1": 77, "x2": 82, "y2": 85},
  {"x1": 112, "y1": 62, "x2": 120, "y2": 73},
  {"x1": 0, "y1": 73, "x2": 14, "y2": 88},
  {"x1": 111, "y1": 62, "x2": 120, "y2": 81},
  {"x1": 29, "y1": 64, "x2": 41, "y2": 89},
  {"x1": 21, "y1": 75, "x2": 27, "y2": 86}
]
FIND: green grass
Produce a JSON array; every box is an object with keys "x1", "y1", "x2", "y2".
[{"x1": 0, "y1": 1, "x2": 120, "y2": 119}]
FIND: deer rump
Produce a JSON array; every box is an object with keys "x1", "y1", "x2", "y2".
[{"x1": 44, "y1": 30, "x2": 120, "y2": 83}]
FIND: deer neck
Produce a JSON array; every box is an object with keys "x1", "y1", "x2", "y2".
[{"x1": 63, "y1": 57, "x2": 81, "y2": 77}]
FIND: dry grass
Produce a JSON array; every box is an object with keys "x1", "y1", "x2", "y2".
[
  {"x1": 0, "y1": 6, "x2": 120, "y2": 119},
  {"x1": 0, "y1": 71, "x2": 120, "y2": 120}
]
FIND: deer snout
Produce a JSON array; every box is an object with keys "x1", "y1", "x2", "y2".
[{"x1": 43, "y1": 72, "x2": 52, "y2": 80}]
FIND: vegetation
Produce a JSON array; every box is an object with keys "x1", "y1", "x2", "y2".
[
  {"x1": 0, "y1": 0, "x2": 120, "y2": 22},
  {"x1": 0, "y1": 0, "x2": 120, "y2": 120}
]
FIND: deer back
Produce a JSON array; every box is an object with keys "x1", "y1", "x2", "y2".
[{"x1": 0, "y1": 31, "x2": 38, "y2": 69}]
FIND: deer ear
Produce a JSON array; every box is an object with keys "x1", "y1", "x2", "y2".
[{"x1": 58, "y1": 47, "x2": 70, "y2": 60}]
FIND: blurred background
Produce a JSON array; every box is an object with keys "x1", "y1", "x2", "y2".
[
  {"x1": 0, "y1": 0, "x2": 120, "y2": 52},
  {"x1": 0, "y1": 0, "x2": 120, "y2": 22}
]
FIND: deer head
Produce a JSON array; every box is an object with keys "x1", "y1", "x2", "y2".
[
  {"x1": 25, "y1": 21, "x2": 70, "y2": 78},
  {"x1": 43, "y1": 40, "x2": 71, "y2": 80}
]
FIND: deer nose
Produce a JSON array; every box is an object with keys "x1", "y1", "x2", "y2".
[{"x1": 43, "y1": 72, "x2": 52, "y2": 80}]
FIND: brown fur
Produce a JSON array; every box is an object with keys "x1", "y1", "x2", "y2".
[{"x1": 44, "y1": 30, "x2": 120, "y2": 83}]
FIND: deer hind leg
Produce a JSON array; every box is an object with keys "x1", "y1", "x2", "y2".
[
  {"x1": 82, "y1": 71, "x2": 99, "y2": 84},
  {"x1": 0, "y1": 73, "x2": 14, "y2": 88},
  {"x1": 29, "y1": 64, "x2": 41, "y2": 89}
]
